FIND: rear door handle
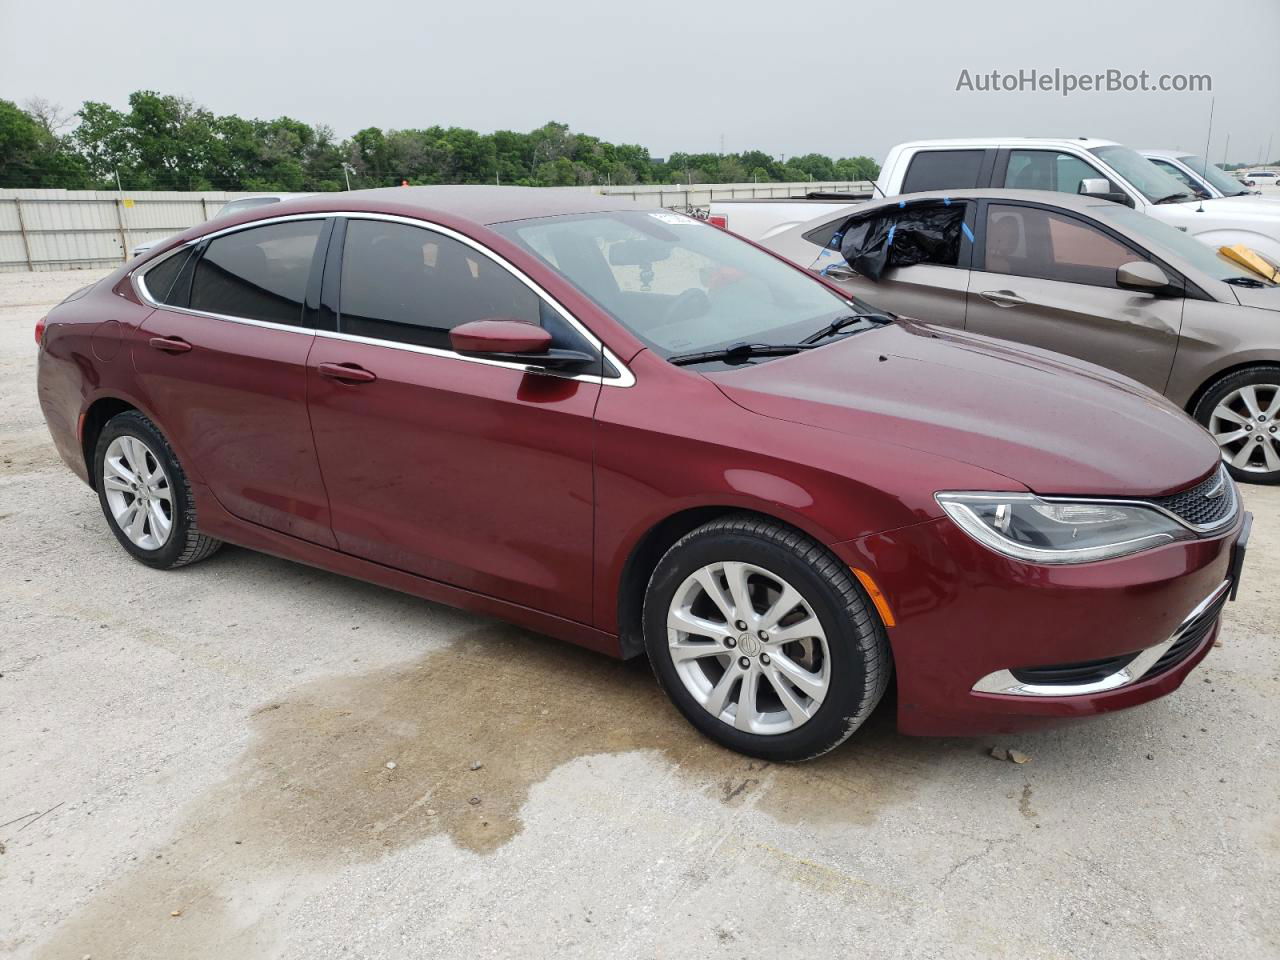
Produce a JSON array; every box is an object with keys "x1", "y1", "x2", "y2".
[
  {"x1": 317, "y1": 361, "x2": 377, "y2": 384},
  {"x1": 148, "y1": 336, "x2": 192, "y2": 353},
  {"x1": 979, "y1": 290, "x2": 1028, "y2": 307}
]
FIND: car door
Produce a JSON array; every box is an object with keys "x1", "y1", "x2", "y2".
[
  {"x1": 305, "y1": 216, "x2": 603, "y2": 624},
  {"x1": 965, "y1": 201, "x2": 1184, "y2": 391},
  {"x1": 134, "y1": 217, "x2": 337, "y2": 547}
]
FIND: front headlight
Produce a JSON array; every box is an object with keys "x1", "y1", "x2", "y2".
[{"x1": 935, "y1": 492, "x2": 1192, "y2": 564}]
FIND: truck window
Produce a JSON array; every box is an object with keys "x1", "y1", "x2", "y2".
[
  {"x1": 901, "y1": 150, "x2": 986, "y2": 192},
  {"x1": 1003, "y1": 150, "x2": 1117, "y2": 196}
]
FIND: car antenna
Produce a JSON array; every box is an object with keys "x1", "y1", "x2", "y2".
[{"x1": 1197, "y1": 97, "x2": 1215, "y2": 213}]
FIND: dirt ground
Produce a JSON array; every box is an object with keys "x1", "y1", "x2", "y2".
[{"x1": 2, "y1": 269, "x2": 1278, "y2": 960}]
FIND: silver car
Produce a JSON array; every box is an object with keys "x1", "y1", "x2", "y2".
[{"x1": 759, "y1": 189, "x2": 1280, "y2": 483}]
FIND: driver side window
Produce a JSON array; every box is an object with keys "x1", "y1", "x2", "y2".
[
  {"x1": 338, "y1": 219, "x2": 591, "y2": 353},
  {"x1": 1003, "y1": 150, "x2": 1119, "y2": 197},
  {"x1": 984, "y1": 203, "x2": 1138, "y2": 288}
]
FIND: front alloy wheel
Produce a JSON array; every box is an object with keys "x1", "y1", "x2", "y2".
[
  {"x1": 643, "y1": 515, "x2": 891, "y2": 761},
  {"x1": 1209, "y1": 383, "x2": 1280, "y2": 477},
  {"x1": 1195, "y1": 366, "x2": 1280, "y2": 485},
  {"x1": 667, "y1": 562, "x2": 830, "y2": 735}
]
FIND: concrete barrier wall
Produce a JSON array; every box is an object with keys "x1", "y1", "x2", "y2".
[{"x1": 0, "y1": 181, "x2": 873, "y2": 272}]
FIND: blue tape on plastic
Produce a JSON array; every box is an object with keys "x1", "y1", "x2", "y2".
[
  {"x1": 819, "y1": 249, "x2": 831, "y2": 258},
  {"x1": 943, "y1": 196, "x2": 951, "y2": 205},
  {"x1": 887, "y1": 224, "x2": 896, "y2": 245},
  {"x1": 961, "y1": 222, "x2": 975, "y2": 243},
  {"x1": 898, "y1": 200, "x2": 906, "y2": 208},
  {"x1": 830, "y1": 231, "x2": 844, "y2": 247}
]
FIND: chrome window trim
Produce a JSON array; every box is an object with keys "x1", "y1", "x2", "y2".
[
  {"x1": 972, "y1": 579, "x2": 1230, "y2": 697},
  {"x1": 132, "y1": 211, "x2": 636, "y2": 388}
]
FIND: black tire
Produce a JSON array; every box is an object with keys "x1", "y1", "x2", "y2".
[
  {"x1": 642, "y1": 514, "x2": 892, "y2": 762},
  {"x1": 93, "y1": 411, "x2": 223, "y2": 569},
  {"x1": 1192, "y1": 365, "x2": 1280, "y2": 485}
]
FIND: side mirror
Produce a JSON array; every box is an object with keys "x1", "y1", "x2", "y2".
[
  {"x1": 1116, "y1": 261, "x2": 1173, "y2": 293},
  {"x1": 1078, "y1": 178, "x2": 1135, "y2": 207},
  {"x1": 449, "y1": 319, "x2": 596, "y2": 373}
]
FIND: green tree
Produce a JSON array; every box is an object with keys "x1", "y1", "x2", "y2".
[{"x1": 0, "y1": 99, "x2": 90, "y2": 188}]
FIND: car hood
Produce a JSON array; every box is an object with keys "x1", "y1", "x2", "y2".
[
  {"x1": 706, "y1": 321, "x2": 1219, "y2": 497},
  {"x1": 1229, "y1": 284, "x2": 1280, "y2": 310},
  {"x1": 1166, "y1": 197, "x2": 1280, "y2": 224}
]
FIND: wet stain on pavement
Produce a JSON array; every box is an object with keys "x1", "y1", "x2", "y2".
[{"x1": 36, "y1": 626, "x2": 943, "y2": 959}]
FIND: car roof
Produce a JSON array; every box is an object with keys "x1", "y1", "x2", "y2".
[
  {"x1": 1138, "y1": 148, "x2": 1194, "y2": 160},
  {"x1": 279, "y1": 185, "x2": 645, "y2": 227},
  {"x1": 891, "y1": 137, "x2": 1121, "y2": 151}
]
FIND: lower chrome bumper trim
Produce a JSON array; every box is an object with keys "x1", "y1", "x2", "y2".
[{"x1": 971, "y1": 580, "x2": 1230, "y2": 697}]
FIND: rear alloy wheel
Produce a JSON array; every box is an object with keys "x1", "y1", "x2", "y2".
[
  {"x1": 94, "y1": 411, "x2": 223, "y2": 569},
  {"x1": 643, "y1": 515, "x2": 891, "y2": 761},
  {"x1": 1195, "y1": 367, "x2": 1280, "y2": 484}
]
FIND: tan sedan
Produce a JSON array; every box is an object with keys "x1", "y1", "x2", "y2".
[{"x1": 758, "y1": 189, "x2": 1280, "y2": 483}]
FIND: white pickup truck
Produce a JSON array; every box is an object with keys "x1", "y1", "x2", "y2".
[{"x1": 711, "y1": 137, "x2": 1280, "y2": 262}]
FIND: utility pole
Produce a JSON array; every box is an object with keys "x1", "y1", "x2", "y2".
[
  {"x1": 1223, "y1": 133, "x2": 1230, "y2": 167},
  {"x1": 1267, "y1": 134, "x2": 1275, "y2": 166}
]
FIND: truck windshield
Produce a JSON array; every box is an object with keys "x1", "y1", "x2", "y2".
[
  {"x1": 492, "y1": 210, "x2": 866, "y2": 359},
  {"x1": 1090, "y1": 145, "x2": 1193, "y2": 203},
  {"x1": 1179, "y1": 156, "x2": 1251, "y2": 197},
  {"x1": 1095, "y1": 205, "x2": 1277, "y2": 286}
]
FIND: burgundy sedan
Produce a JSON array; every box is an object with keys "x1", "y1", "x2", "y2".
[{"x1": 36, "y1": 187, "x2": 1250, "y2": 760}]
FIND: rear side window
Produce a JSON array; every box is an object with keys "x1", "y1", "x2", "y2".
[
  {"x1": 901, "y1": 150, "x2": 986, "y2": 192},
  {"x1": 190, "y1": 220, "x2": 324, "y2": 326},
  {"x1": 983, "y1": 203, "x2": 1137, "y2": 287},
  {"x1": 140, "y1": 248, "x2": 192, "y2": 305},
  {"x1": 338, "y1": 219, "x2": 585, "y2": 351}
]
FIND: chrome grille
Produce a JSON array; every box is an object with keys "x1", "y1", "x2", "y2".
[{"x1": 1148, "y1": 465, "x2": 1237, "y2": 530}]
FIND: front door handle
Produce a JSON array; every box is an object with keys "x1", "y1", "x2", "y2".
[
  {"x1": 148, "y1": 336, "x2": 192, "y2": 353},
  {"x1": 979, "y1": 290, "x2": 1028, "y2": 308},
  {"x1": 317, "y1": 361, "x2": 377, "y2": 384}
]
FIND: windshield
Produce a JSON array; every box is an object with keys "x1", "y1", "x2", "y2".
[
  {"x1": 1179, "y1": 156, "x2": 1250, "y2": 197},
  {"x1": 492, "y1": 210, "x2": 868, "y2": 358},
  {"x1": 1090, "y1": 145, "x2": 1193, "y2": 203},
  {"x1": 1095, "y1": 204, "x2": 1277, "y2": 286}
]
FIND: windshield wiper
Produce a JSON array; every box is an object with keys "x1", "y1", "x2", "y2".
[
  {"x1": 668, "y1": 342, "x2": 816, "y2": 366},
  {"x1": 1154, "y1": 191, "x2": 1195, "y2": 204},
  {"x1": 1223, "y1": 276, "x2": 1275, "y2": 288},
  {"x1": 801, "y1": 312, "x2": 894, "y2": 345}
]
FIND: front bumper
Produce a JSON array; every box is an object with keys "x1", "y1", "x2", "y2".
[{"x1": 834, "y1": 511, "x2": 1247, "y2": 737}]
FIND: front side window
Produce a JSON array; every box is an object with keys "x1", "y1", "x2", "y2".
[
  {"x1": 901, "y1": 150, "x2": 985, "y2": 192},
  {"x1": 1004, "y1": 150, "x2": 1117, "y2": 197},
  {"x1": 492, "y1": 210, "x2": 854, "y2": 357},
  {"x1": 190, "y1": 220, "x2": 324, "y2": 325},
  {"x1": 338, "y1": 219, "x2": 587, "y2": 352},
  {"x1": 983, "y1": 203, "x2": 1138, "y2": 287}
]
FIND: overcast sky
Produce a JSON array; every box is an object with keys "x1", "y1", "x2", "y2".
[{"x1": 3, "y1": 0, "x2": 1278, "y2": 165}]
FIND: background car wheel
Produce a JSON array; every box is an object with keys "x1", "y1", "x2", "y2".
[
  {"x1": 94, "y1": 411, "x2": 223, "y2": 569},
  {"x1": 642, "y1": 514, "x2": 892, "y2": 761},
  {"x1": 1194, "y1": 366, "x2": 1280, "y2": 485}
]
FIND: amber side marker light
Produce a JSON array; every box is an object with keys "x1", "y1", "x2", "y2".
[{"x1": 851, "y1": 568, "x2": 896, "y2": 628}]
